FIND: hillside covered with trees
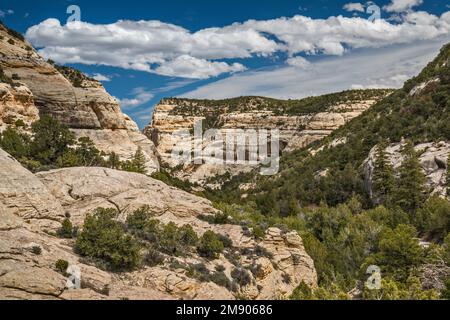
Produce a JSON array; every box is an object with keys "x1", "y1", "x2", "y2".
[{"x1": 202, "y1": 43, "x2": 450, "y2": 299}]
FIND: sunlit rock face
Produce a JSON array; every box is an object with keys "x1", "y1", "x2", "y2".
[
  {"x1": 0, "y1": 156, "x2": 317, "y2": 300},
  {"x1": 0, "y1": 24, "x2": 159, "y2": 173},
  {"x1": 145, "y1": 97, "x2": 384, "y2": 185}
]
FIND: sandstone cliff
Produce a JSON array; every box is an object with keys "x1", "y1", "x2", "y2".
[
  {"x1": 0, "y1": 24, "x2": 158, "y2": 173},
  {"x1": 0, "y1": 147, "x2": 317, "y2": 300},
  {"x1": 145, "y1": 94, "x2": 388, "y2": 185}
]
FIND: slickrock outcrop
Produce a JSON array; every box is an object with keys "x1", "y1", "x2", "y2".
[
  {"x1": 0, "y1": 154, "x2": 317, "y2": 300},
  {"x1": 0, "y1": 24, "x2": 159, "y2": 173},
  {"x1": 36, "y1": 167, "x2": 317, "y2": 300},
  {"x1": 0, "y1": 148, "x2": 65, "y2": 231},
  {"x1": 145, "y1": 97, "x2": 383, "y2": 185},
  {"x1": 364, "y1": 141, "x2": 450, "y2": 203}
]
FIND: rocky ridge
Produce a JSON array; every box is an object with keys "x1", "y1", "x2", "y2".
[
  {"x1": 0, "y1": 24, "x2": 158, "y2": 173},
  {"x1": 145, "y1": 96, "x2": 386, "y2": 185}
]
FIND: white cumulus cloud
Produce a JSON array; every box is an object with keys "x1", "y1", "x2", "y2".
[
  {"x1": 343, "y1": 3, "x2": 365, "y2": 13},
  {"x1": 286, "y1": 56, "x2": 312, "y2": 69},
  {"x1": 91, "y1": 73, "x2": 111, "y2": 82},
  {"x1": 154, "y1": 55, "x2": 246, "y2": 79},
  {"x1": 25, "y1": 9, "x2": 450, "y2": 79},
  {"x1": 384, "y1": 0, "x2": 423, "y2": 13},
  {"x1": 182, "y1": 37, "x2": 449, "y2": 100},
  {"x1": 118, "y1": 87, "x2": 154, "y2": 109}
]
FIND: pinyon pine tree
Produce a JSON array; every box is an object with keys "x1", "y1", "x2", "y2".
[
  {"x1": 394, "y1": 142, "x2": 428, "y2": 214},
  {"x1": 132, "y1": 146, "x2": 147, "y2": 174},
  {"x1": 372, "y1": 139, "x2": 395, "y2": 205}
]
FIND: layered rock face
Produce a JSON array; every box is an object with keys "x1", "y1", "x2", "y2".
[
  {"x1": 0, "y1": 83, "x2": 38, "y2": 130},
  {"x1": 0, "y1": 150, "x2": 317, "y2": 300},
  {"x1": 145, "y1": 97, "x2": 382, "y2": 185},
  {"x1": 0, "y1": 24, "x2": 159, "y2": 173},
  {"x1": 364, "y1": 141, "x2": 450, "y2": 203}
]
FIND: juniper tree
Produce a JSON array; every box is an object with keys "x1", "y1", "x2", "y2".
[
  {"x1": 108, "y1": 152, "x2": 120, "y2": 170},
  {"x1": 132, "y1": 146, "x2": 147, "y2": 174}
]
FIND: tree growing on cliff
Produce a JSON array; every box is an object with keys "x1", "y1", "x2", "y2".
[
  {"x1": 30, "y1": 115, "x2": 75, "y2": 165},
  {"x1": 108, "y1": 152, "x2": 120, "y2": 170},
  {"x1": 393, "y1": 142, "x2": 428, "y2": 215},
  {"x1": 121, "y1": 147, "x2": 147, "y2": 174},
  {"x1": 372, "y1": 140, "x2": 395, "y2": 206}
]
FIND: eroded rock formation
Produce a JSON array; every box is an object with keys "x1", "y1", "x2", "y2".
[
  {"x1": 145, "y1": 97, "x2": 384, "y2": 185},
  {"x1": 0, "y1": 24, "x2": 159, "y2": 173},
  {"x1": 0, "y1": 149, "x2": 317, "y2": 300}
]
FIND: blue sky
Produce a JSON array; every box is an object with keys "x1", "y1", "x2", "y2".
[{"x1": 2, "y1": 0, "x2": 450, "y2": 127}]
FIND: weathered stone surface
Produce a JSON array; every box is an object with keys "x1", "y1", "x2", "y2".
[
  {"x1": 145, "y1": 98, "x2": 382, "y2": 185},
  {"x1": 36, "y1": 167, "x2": 217, "y2": 225},
  {"x1": 0, "y1": 83, "x2": 38, "y2": 130},
  {"x1": 364, "y1": 141, "x2": 450, "y2": 202},
  {"x1": 72, "y1": 129, "x2": 159, "y2": 174},
  {"x1": 0, "y1": 148, "x2": 65, "y2": 231},
  {"x1": 0, "y1": 24, "x2": 124, "y2": 130},
  {"x1": 32, "y1": 166, "x2": 317, "y2": 300}
]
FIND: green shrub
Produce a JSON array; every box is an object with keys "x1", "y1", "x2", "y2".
[
  {"x1": 416, "y1": 196, "x2": 450, "y2": 241},
  {"x1": 210, "y1": 271, "x2": 232, "y2": 289},
  {"x1": 121, "y1": 147, "x2": 147, "y2": 174},
  {"x1": 14, "y1": 119, "x2": 26, "y2": 127},
  {"x1": 197, "y1": 231, "x2": 225, "y2": 259},
  {"x1": 7, "y1": 38, "x2": 14, "y2": 45},
  {"x1": 144, "y1": 248, "x2": 165, "y2": 267},
  {"x1": 75, "y1": 208, "x2": 142, "y2": 271},
  {"x1": 0, "y1": 127, "x2": 30, "y2": 159},
  {"x1": 217, "y1": 234, "x2": 233, "y2": 248},
  {"x1": 178, "y1": 224, "x2": 199, "y2": 247},
  {"x1": 252, "y1": 225, "x2": 266, "y2": 240},
  {"x1": 30, "y1": 115, "x2": 75, "y2": 165},
  {"x1": 31, "y1": 246, "x2": 42, "y2": 255},
  {"x1": 231, "y1": 267, "x2": 252, "y2": 287},
  {"x1": 158, "y1": 222, "x2": 181, "y2": 255},
  {"x1": 55, "y1": 259, "x2": 69, "y2": 274},
  {"x1": 58, "y1": 217, "x2": 74, "y2": 239}
]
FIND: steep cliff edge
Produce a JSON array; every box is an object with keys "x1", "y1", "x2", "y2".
[
  {"x1": 145, "y1": 92, "x2": 390, "y2": 185},
  {"x1": 0, "y1": 23, "x2": 158, "y2": 173}
]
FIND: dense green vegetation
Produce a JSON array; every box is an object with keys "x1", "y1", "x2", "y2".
[
  {"x1": 202, "y1": 43, "x2": 450, "y2": 299},
  {"x1": 0, "y1": 115, "x2": 148, "y2": 174},
  {"x1": 75, "y1": 208, "x2": 142, "y2": 271},
  {"x1": 167, "y1": 89, "x2": 391, "y2": 118},
  {"x1": 73, "y1": 206, "x2": 233, "y2": 273}
]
